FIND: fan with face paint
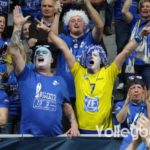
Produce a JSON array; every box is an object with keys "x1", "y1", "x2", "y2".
[
  {"x1": 34, "y1": 46, "x2": 53, "y2": 69},
  {"x1": 80, "y1": 45, "x2": 108, "y2": 73}
]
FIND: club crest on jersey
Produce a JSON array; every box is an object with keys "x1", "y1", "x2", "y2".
[
  {"x1": 53, "y1": 80, "x2": 59, "y2": 86},
  {"x1": 35, "y1": 82, "x2": 42, "y2": 98}
]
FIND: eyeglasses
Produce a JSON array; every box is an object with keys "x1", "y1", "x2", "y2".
[{"x1": 128, "y1": 75, "x2": 143, "y2": 80}]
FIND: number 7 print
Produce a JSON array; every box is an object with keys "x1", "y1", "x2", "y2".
[{"x1": 90, "y1": 84, "x2": 95, "y2": 94}]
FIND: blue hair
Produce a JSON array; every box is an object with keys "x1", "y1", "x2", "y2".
[{"x1": 80, "y1": 45, "x2": 108, "y2": 68}]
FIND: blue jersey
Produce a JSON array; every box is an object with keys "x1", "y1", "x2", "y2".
[
  {"x1": 17, "y1": 65, "x2": 70, "y2": 137},
  {"x1": 56, "y1": 32, "x2": 97, "y2": 98},
  {"x1": 129, "y1": 18, "x2": 150, "y2": 65},
  {"x1": 0, "y1": 89, "x2": 9, "y2": 108},
  {"x1": 114, "y1": 100, "x2": 147, "y2": 129}
]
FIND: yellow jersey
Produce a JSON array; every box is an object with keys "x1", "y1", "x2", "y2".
[{"x1": 71, "y1": 61, "x2": 121, "y2": 131}]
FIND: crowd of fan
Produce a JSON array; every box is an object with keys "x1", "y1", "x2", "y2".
[{"x1": 0, "y1": 0, "x2": 150, "y2": 149}]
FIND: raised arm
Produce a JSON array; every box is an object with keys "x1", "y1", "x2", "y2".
[
  {"x1": 116, "y1": 88, "x2": 132, "y2": 123},
  {"x1": 114, "y1": 26, "x2": 150, "y2": 70},
  {"x1": 50, "y1": 0, "x2": 61, "y2": 35},
  {"x1": 121, "y1": 0, "x2": 133, "y2": 24},
  {"x1": 47, "y1": 5, "x2": 61, "y2": 42},
  {"x1": 49, "y1": 30, "x2": 76, "y2": 69},
  {"x1": 8, "y1": 6, "x2": 30, "y2": 75},
  {"x1": 84, "y1": 0, "x2": 104, "y2": 42}
]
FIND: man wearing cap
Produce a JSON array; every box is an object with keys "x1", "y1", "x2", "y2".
[
  {"x1": 49, "y1": 24, "x2": 150, "y2": 133},
  {"x1": 8, "y1": 6, "x2": 79, "y2": 137}
]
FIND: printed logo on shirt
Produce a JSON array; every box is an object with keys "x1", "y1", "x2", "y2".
[
  {"x1": 84, "y1": 96, "x2": 99, "y2": 112},
  {"x1": 35, "y1": 82, "x2": 42, "y2": 98},
  {"x1": 33, "y1": 82, "x2": 57, "y2": 111},
  {"x1": 52, "y1": 80, "x2": 59, "y2": 86}
]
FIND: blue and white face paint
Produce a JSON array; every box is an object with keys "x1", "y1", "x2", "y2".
[
  {"x1": 34, "y1": 46, "x2": 52, "y2": 68},
  {"x1": 86, "y1": 49, "x2": 101, "y2": 71},
  {"x1": 80, "y1": 45, "x2": 108, "y2": 70}
]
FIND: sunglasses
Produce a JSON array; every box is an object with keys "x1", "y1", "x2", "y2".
[{"x1": 128, "y1": 75, "x2": 143, "y2": 80}]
